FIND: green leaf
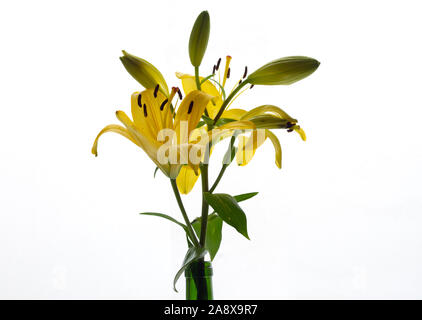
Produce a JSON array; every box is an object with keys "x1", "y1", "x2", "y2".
[
  {"x1": 234, "y1": 192, "x2": 259, "y2": 202},
  {"x1": 173, "y1": 247, "x2": 207, "y2": 292},
  {"x1": 139, "y1": 212, "x2": 187, "y2": 233},
  {"x1": 203, "y1": 193, "x2": 250, "y2": 240},
  {"x1": 153, "y1": 167, "x2": 159, "y2": 178},
  {"x1": 192, "y1": 214, "x2": 223, "y2": 261}
]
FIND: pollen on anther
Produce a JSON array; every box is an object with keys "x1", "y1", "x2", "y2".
[
  {"x1": 160, "y1": 99, "x2": 168, "y2": 111},
  {"x1": 227, "y1": 68, "x2": 231, "y2": 79},
  {"x1": 216, "y1": 58, "x2": 221, "y2": 70},
  {"x1": 154, "y1": 84, "x2": 159, "y2": 98},
  {"x1": 177, "y1": 88, "x2": 183, "y2": 100},
  {"x1": 250, "y1": 84, "x2": 255, "y2": 89},
  {"x1": 243, "y1": 66, "x2": 248, "y2": 79},
  {"x1": 143, "y1": 104, "x2": 148, "y2": 117},
  {"x1": 238, "y1": 80, "x2": 242, "y2": 85},
  {"x1": 137, "y1": 94, "x2": 142, "y2": 107},
  {"x1": 212, "y1": 65, "x2": 216, "y2": 74},
  {"x1": 188, "y1": 101, "x2": 194, "y2": 114}
]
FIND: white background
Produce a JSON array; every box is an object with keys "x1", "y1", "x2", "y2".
[{"x1": 1, "y1": 0, "x2": 421, "y2": 299}]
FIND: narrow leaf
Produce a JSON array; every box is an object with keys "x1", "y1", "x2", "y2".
[
  {"x1": 234, "y1": 192, "x2": 259, "y2": 202},
  {"x1": 204, "y1": 193, "x2": 250, "y2": 240},
  {"x1": 140, "y1": 212, "x2": 187, "y2": 232},
  {"x1": 173, "y1": 247, "x2": 207, "y2": 292},
  {"x1": 153, "y1": 167, "x2": 159, "y2": 178}
]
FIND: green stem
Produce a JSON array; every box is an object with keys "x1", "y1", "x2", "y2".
[
  {"x1": 213, "y1": 80, "x2": 249, "y2": 124},
  {"x1": 209, "y1": 164, "x2": 228, "y2": 194},
  {"x1": 170, "y1": 179, "x2": 200, "y2": 247},
  {"x1": 209, "y1": 135, "x2": 236, "y2": 193},
  {"x1": 199, "y1": 144, "x2": 211, "y2": 247},
  {"x1": 195, "y1": 66, "x2": 201, "y2": 90}
]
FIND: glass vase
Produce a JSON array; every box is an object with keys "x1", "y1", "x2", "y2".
[{"x1": 185, "y1": 260, "x2": 213, "y2": 300}]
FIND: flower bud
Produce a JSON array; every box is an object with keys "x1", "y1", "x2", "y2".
[
  {"x1": 247, "y1": 56, "x2": 320, "y2": 85},
  {"x1": 189, "y1": 11, "x2": 210, "y2": 67},
  {"x1": 120, "y1": 50, "x2": 169, "y2": 96}
]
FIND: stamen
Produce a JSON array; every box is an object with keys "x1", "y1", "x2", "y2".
[
  {"x1": 212, "y1": 65, "x2": 216, "y2": 74},
  {"x1": 250, "y1": 84, "x2": 254, "y2": 89},
  {"x1": 143, "y1": 104, "x2": 147, "y2": 117},
  {"x1": 154, "y1": 84, "x2": 159, "y2": 98},
  {"x1": 216, "y1": 58, "x2": 221, "y2": 70},
  {"x1": 177, "y1": 88, "x2": 183, "y2": 100},
  {"x1": 188, "y1": 101, "x2": 194, "y2": 114},
  {"x1": 160, "y1": 99, "x2": 168, "y2": 111},
  {"x1": 243, "y1": 66, "x2": 248, "y2": 79},
  {"x1": 137, "y1": 94, "x2": 142, "y2": 107}
]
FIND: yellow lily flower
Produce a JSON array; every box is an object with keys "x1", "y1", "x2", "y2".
[
  {"x1": 175, "y1": 57, "x2": 306, "y2": 192},
  {"x1": 222, "y1": 105, "x2": 306, "y2": 168},
  {"x1": 92, "y1": 86, "x2": 213, "y2": 179}
]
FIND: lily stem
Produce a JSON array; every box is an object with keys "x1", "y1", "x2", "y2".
[
  {"x1": 170, "y1": 179, "x2": 200, "y2": 247},
  {"x1": 213, "y1": 80, "x2": 248, "y2": 124},
  {"x1": 209, "y1": 135, "x2": 236, "y2": 193},
  {"x1": 195, "y1": 66, "x2": 201, "y2": 90},
  {"x1": 209, "y1": 165, "x2": 228, "y2": 194},
  {"x1": 199, "y1": 144, "x2": 211, "y2": 248}
]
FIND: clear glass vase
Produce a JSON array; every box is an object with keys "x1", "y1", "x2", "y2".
[{"x1": 185, "y1": 260, "x2": 213, "y2": 300}]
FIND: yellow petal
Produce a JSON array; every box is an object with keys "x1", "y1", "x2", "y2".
[
  {"x1": 176, "y1": 72, "x2": 222, "y2": 118},
  {"x1": 241, "y1": 105, "x2": 297, "y2": 122},
  {"x1": 265, "y1": 130, "x2": 282, "y2": 168},
  {"x1": 91, "y1": 124, "x2": 139, "y2": 156},
  {"x1": 221, "y1": 108, "x2": 247, "y2": 121},
  {"x1": 131, "y1": 88, "x2": 170, "y2": 140},
  {"x1": 115, "y1": 110, "x2": 172, "y2": 176},
  {"x1": 294, "y1": 126, "x2": 307, "y2": 141},
  {"x1": 176, "y1": 165, "x2": 200, "y2": 194},
  {"x1": 174, "y1": 90, "x2": 213, "y2": 143},
  {"x1": 236, "y1": 129, "x2": 266, "y2": 166}
]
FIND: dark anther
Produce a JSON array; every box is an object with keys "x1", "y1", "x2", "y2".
[
  {"x1": 212, "y1": 65, "x2": 216, "y2": 74},
  {"x1": 177, "y1": 88, "x2": 183, "y2": 100},
  {"x1": 243, "y1": 66, "x2": 248, "y2": 79},
  {"x1": 238, "y1": 80, "x2": 242, "y2": 85},
  {"x1": 137, "y1": 94, "x2": 142, "y2": 107},
  {"x1": 160, "y1": 99, "x2": 168, "y2": 111},
  {"x1": 143, "y1": 104, "x2": 148, "y2": 117},
  {"x1": 188, "y1": 101, "x2": 194, "y2": 114},
  {"x1": 250, "y1": 84, "x2": 255, "y2": 89},
  {"x1": 287, "y1": 129, "x2": 293, "y2": 132},
  {"x1": 286, "y1": 122, "x2": 294, "y2": 128},
  {"x1": 216, "y1": 58, "x2": 221, "y2": 70},
  {"x1": 154, "y1": 84, "x2": 159, "y2": 98},
  {"x1": 227, "y1": 68, "x2": 231, "y2": 79}
]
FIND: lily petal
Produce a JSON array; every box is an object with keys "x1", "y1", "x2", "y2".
[
  {"x1": 241, "y1": 105, "x2": 297, "y2": 122},
  {"x1": 174, "y1": 90, "x2": 213, "y2": 143},
  {"x1": 265, "y1": 130, "x2": 282, "y2": 168},
  {"x1": 293, "y1": 126, "x2": 307, "y2": 141},
  {"x1": 236, "y1": 129, "x2": 266, "y2": 166},
  {"x1": 176, "y1": 72, "x2": 222, "y2": 118},
  {"x1": 221, "y1": 108, "x2": 247, "y2": 121},
  {"x1": 91, "y1": 124, "x2": 139, "y2": 156},
  {"x1": 176, "y1": 165, "x2": 200, "y2": 194}
]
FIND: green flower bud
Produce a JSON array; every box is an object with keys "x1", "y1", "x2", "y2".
[
  {"x1": 120, "y1": 50, "x2": 169, "y2": 96},
  {"x1": 189, "y1": 11, "x2": 210, "y2": 67},
  {"x1": 247, "y1": 56, "x2": 320, "y2": 85},
  {"x1": 248, "y1": 115, "x2": 297, "y2": 129}
]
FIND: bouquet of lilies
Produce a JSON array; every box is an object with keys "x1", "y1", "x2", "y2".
[{"x1": 92, "y1": 11, "x2": 319, "y2": 297}]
